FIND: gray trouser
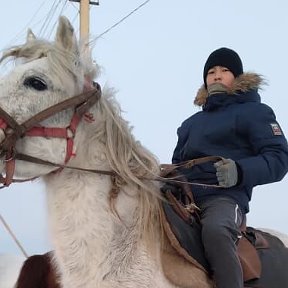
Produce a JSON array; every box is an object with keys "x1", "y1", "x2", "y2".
[{"x1": 199, "y1": 197, "x2": 243, "y2": 288}]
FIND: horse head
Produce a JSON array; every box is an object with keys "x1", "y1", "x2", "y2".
[{"x1": 0, "y1": 16, "x2": 100, "y2": 182}]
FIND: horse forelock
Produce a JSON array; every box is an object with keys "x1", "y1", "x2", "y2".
[{"x1": 0, "y1": 39, "x2": 97, "y2": 94}]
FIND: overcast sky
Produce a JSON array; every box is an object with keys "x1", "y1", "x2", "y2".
[{"x1": 0, "y1": 0, "x2": 288, "y2": 257}]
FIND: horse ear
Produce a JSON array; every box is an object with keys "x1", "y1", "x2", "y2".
[
  {"x1": 26, "y1": 29, "x2": 36, "y2": 42},
  {"x1": 56, "y1": 16, "x2": 78, "y2": 54}
]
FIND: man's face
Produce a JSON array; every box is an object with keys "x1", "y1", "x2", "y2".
[{"x1": 206, "y1": 66, "x2": 235, "y2": 88}]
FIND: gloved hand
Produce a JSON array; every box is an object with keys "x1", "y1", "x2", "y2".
[{"x1": 214, "y1": 158, "x2": 238, "y2": 187}]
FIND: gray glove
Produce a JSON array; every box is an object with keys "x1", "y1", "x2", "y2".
[{"x1": 214, "y1": 158, "x2": 238, "y2": 187}]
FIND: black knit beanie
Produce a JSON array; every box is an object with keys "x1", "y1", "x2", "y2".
[{"x1": 203, "y1": 47, "x2": 243, "y2": 87}]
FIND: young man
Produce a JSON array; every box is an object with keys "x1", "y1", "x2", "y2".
[{"x1": 171, "y1": 47, "x2": 288, "y2": 288}]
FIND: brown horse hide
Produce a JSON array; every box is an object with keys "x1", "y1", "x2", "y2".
[{"x1": 15, "y1": 251, "x2": 60, "y2": 288}]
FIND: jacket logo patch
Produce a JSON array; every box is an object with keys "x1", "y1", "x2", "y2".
[{"x1": 270, "y1": 123, "x2": 282, "y2": 136}]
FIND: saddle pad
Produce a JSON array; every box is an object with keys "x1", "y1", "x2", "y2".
[
  {"x1": 160, "y1": 203, "x2": 213, "y2": 288},
  {"x1": 162, "y1": 201, "x2": 210, "y2": 272},
  {"x1": 161, "y1": 237, "x2": 213, "y2": 288}
]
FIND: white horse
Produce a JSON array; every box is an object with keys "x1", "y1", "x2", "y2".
[
  {"x1": 0, "y1": 17, "x2": 287, "y2": 288},
  {"x1": 0, "y1": 16, "x2": 193, "y2": 288}
]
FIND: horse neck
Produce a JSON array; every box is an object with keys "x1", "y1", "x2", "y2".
[
  {"x1": 44, "y1": 170, "x2": 160, "y2": 285},
  {"x1": 45, "y1": 170, "x2": 124, "y2": 246}
]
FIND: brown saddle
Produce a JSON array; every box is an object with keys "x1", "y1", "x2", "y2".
[{"x1": 238, "y1": 219, "x2": 269, "y2": 281}]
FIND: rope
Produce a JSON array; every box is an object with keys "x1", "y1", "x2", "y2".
[{"x1": 0, "y1": 213, "x2": 28, "y2": 258}]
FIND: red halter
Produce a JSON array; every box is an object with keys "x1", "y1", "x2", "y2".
[{"x1": 0, "y1": 81, "x2": 101, "y2": 187}]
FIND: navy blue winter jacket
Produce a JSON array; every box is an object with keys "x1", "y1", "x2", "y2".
[{"x1": 172, "y1": 73, "x2": 288, "y2": 213}]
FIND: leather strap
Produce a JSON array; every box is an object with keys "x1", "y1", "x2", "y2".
[
  {"x1": 160, "y1": 156, "x2": 224, "y2": 188},
  {"x1": 15, "y1": 153, "x2": 117, "y2": 176},
  {"x1": 161, "y1": 155, "x2": 224, "y2": 174},
  {"x1": 0, "y1": 83, "x2": 101, "y2": 186}
]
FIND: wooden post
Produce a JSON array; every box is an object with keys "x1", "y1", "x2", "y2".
[
  {"x1": 69, "y1": 0, "x2": 99, "y2": 40},
  {"x1": 80, "y1": 0, "x2": 90, "y2": 40}
]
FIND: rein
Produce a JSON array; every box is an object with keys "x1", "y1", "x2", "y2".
[
  {"x1": 0, "y1": 82, "x2": 102, "y2": 186},
  {"x1": 0, "y1": 152, "x2": 223, "y2": 189},
  {"x1": 159, "y1": 155, "x2": 224, "y2": 188}
]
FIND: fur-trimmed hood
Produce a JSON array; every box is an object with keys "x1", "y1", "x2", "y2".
[{"x1": 194, "y1": 72, "x2": 266, "y2": 107}]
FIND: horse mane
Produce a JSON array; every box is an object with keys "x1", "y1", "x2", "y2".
[
  {"x1": 0, "y1": 38, "x2": 98, "y2": 95},
  {"x1": 97, "y1": 90, "x2": 163, "y2": 248}
]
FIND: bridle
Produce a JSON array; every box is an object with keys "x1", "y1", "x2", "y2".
[{"x1": 0, "y1": 82, "x2": 102, "y2": 187}]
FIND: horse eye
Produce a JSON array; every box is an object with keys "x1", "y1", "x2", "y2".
[{"x1": 24, "y1": 77, "x2": 47, "y2": 91}]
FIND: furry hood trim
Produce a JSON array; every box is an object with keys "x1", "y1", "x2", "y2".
[{"x1": 194, "y1": 73, "x2": 266, "y2": 107}]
